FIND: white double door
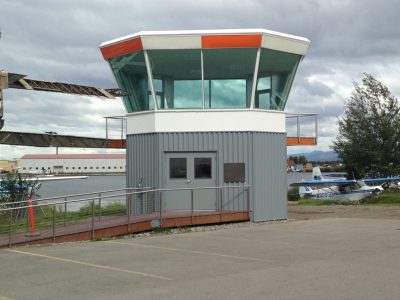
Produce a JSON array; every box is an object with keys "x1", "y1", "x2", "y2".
[{"x1": 164, "y1": 152, "x2": 217, "y2": 211}]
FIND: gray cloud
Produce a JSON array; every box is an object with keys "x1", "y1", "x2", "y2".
[{"x1": 1, "y1": 0, "x2": 399, "y2": 158}]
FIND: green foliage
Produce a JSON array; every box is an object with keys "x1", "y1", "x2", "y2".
[
  {"x1": 288, "y1": 155, "x2": 307, "y2": 164},
  {"x1": 296, "y1": 190, "x2": 400, "y2": 206},
  {"x1": 0, "y1": 201, "x2": 127, "y2": 235},
  {"x1": 332, "y1": 73, "x2": 400, "y2": 178},
  {"x1": 77, "y1": 202, "x2": 126, "y2": 215},
  {"x1": 363, "y1": 190, "x2": 400, "y2": 204},
  {"x1": 297, "y1": 199, "x2": 356, "y2": 206},
  {"x1": 287, "y1": 186, "x2": 300, "y2": 201},
  {"x1": 0, "y1": 171, "x2": 39, "y2": 204}
]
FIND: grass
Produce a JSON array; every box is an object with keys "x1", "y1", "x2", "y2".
[
  {"x1": 297, "y1": 199, "x2": 356, "y2": 206},
  {"x1": 362, "y1": 190, "x2": 400, "y2": 204},
  {"x1": 0, "y1": 202, "x2": 126, "y2": 235},
  {"x1": 296, "y1": 190, "x2": 400, "y2": 206}
]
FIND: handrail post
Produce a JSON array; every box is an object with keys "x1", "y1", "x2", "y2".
[
  {"x1": 144, "y1": 190, "x2": 147, "y2": 214},
  {"x1": 220, "y1": 187, "x2": 223, "y2": 222},
  {"x1": 191, "y1": 189, "x2": 194, "y2": 225},
  {"x1": 98, "y1": 193, "x2": 101, "y2": 221},
  {"x1": 52, "y1": 204, "x2": 56, "y2": 244},
  {"x1": 297, "y1": 115, "x2": 300, "y2": 142},
  {"x1": 8, "y1": 209, "x2": 12, "y2": 248},
  {"x1": 127, "y1": 190, "x2": 131, "y2": 233},
  {"x1": 91, "y1": 200, "x2": 95, "y2": 240},
  {"x1": 247, "y1": 187, "x2": 251, "y2": 220},
  {"x1": 159, "y1": 191, "x2": 163, "y2": 228},
  {"x1": 26, "y1": 205, "x2": 29, "y2": 232},
  {"x1": 64, "y1": 197, "x2": 67, "y2": 226}
]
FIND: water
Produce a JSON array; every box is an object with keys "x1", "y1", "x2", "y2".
[
  {"x1": 35, "y1": 172, "x2": 329, "y2": 211},
  {"x1": 38, "y1": 175, "x2": 126, "y2": 198},
  {"x1": 287, "y1": 172, "x2": 313, "y2": 187},
  {"x1": 37, "y1": 173, "x2": 314, "y2": 200}
]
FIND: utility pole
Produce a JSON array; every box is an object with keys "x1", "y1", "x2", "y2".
[{"x1": 0, "y1": 70, "x2": 7, "y2": 130}]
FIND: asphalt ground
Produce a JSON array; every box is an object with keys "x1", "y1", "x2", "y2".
[{"x1": 1, "y1": 217, "x2": 400, "y2": 300}]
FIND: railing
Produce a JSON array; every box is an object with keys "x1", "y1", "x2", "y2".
[
  {"x1": 286, "y1": 113, "x2": 318, "y2": 146},
  {"x1": 0, "y1": 185, "x2": 251, "y2": 247}
]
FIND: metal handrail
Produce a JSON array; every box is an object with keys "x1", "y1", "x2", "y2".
[
  {"x1": 1, "y1": 185, "x2": 251, "y2": 248},
  {"x1": 0, "y1": 185, "x2": 251, "y2": 212},
  {"x1": 285, "y1": 112, "x2": 318, "y2": 144},
  {"x1": 1, "y1": 187, "x2": 152, "y2": 207},
  {"x1": 285, "y1": 112, "x2": 318, "y2": 117}
]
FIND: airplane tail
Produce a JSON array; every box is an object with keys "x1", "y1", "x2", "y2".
[{"x1": 312, "y1": 166, "x2": 322, "y2": 180}]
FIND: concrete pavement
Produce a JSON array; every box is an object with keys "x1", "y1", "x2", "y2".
[{"x1": 1, "y1": 218, "x2": 399, "y2": 299}]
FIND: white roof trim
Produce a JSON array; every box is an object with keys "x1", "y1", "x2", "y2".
[{"x1": 100, "y1": 28, "x2": 310, "y2": 48}]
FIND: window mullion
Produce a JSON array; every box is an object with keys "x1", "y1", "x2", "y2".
[
  {"x1": 144, "y1": 50, "x2": 158, "y2": 111},
  {"x1": 250, "y1": 47, "x2": 261, "y2": 109},
  {"x1": 201, "y1": 49, "x2": 205, "y2": 110}
]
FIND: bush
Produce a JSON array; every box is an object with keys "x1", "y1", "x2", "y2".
[{"x1": 287, "y1": 186, "x2": 300, "y2": 201}]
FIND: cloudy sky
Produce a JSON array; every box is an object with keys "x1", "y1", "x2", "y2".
[{"x1": 1, "y1": 0, "x2": 399, "y2": 159}]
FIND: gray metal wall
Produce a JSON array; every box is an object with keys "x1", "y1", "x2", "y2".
[
  {"x1": 127, "y1": 131, "x2": 287, "y2": 221},
  {"x1": 252, "y1": 132, "x2": 287, "y2": 221}
]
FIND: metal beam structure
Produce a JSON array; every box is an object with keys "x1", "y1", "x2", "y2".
[
  {"x1": 0, "y1": 69, "x2": 128, "y2": 146},
  {"x1": 0, "y1": 131, "x2": 125, "y2": 149},
  {"x1": 6, "y1": 72, "x2": 125, "y2": 98},
  {"x1": 0, "y1": 70, "x2": 7, "y2": 130},
  {"x1": 0, "y1": 69, "x2": 127, "y2": 130}
]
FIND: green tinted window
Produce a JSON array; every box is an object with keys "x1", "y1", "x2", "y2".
[
  {"x1": 147, "y1": 49, "x2": 202, "y2": 109},
  {"x1": 203, "y1": 48, "x2": 257, "y2": 109},
  {"x1": 256, "y1": 49, "x2": 301, "y2": 110},
  {"x1": 109, "y1": 51, "x2": 151, "y2": 112}
]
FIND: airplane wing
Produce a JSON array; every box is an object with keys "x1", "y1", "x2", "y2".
[
  {"x1": 0, "y1": 176, "x2": 88, "y2": 182},
  {"x1": 26, "y1": 176, "x2": 88, "y2": 182},
  {"x1": 323, "y1": 173, "x2": 347, "y2": 178},
  {"x1": 363, "y1": 177, "x2": 400, "y2": 184},
  {"x1": 290, "y1": 179, "x2": 357, "y2": 187}
]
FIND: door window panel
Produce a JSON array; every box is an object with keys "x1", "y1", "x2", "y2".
[
  {"x1": 169, "y1": 158, "x2": 187, "y2": 179},
  {"x1": 194, "y1": 158, "x2": 212, "y2": 179}
]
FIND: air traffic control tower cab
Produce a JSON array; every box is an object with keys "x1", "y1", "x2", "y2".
[{"x1": 100, "y1": 29, "x2": 310, "y2": 222}]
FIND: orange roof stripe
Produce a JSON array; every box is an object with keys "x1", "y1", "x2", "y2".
[
  {"x1": 100, "y1": 37, "x2": 143, "y2": 60},
  {"x1": 202, "y1": 34, "x2": 262, "y2": 48}
]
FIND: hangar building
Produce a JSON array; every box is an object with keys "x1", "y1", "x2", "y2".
[{"x1": 20, "y1": 154, "x2": 126, "y2": 174}]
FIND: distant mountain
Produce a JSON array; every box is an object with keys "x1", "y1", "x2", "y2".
[{"x1": 288, "y1": 151, "x2": 339, "y2": 162}]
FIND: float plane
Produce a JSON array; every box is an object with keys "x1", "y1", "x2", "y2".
[{"x1": 290, "y1": 167, "x2": 400, "y2": 202}]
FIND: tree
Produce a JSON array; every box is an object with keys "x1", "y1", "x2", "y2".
[
  {"x1": 0, "y1": 171, "x2": 39, "y2": 205},
  {"x1": 288, "y1": 155, "x2": 307, "y2": 164},
  {"x1": 331, "y1": 73, "x2": 400, "y2": 178}
]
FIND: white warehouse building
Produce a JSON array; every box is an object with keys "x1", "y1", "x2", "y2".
[{"x1": 20, "y1": 154, "x2": 126, "y2": 174}]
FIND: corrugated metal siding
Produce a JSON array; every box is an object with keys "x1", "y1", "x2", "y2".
[
  {"x1": 252, "y1": 132, "x2": 287, "y2": 221},
  {"x1": 127, "y1": 133, "x2": 159, "y2": 190},
  {"x1": 127, "y1": 131, "x2": 286, "y2": 221}
]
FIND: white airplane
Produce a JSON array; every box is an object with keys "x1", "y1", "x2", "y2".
[{"x1": 291, "y1": 167, "x2": 400, "y2": 202}]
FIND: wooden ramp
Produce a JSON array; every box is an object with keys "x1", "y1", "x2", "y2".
[{"x1": 0, "y1": 210, "x2": 249, "y2": 248}]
